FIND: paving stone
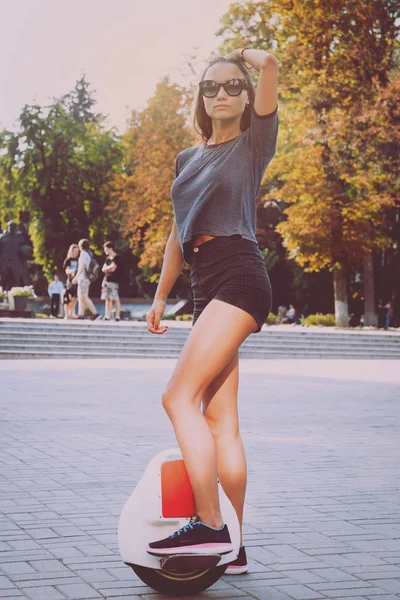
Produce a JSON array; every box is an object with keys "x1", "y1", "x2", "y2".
[
  {"x1": 0, "y1": 542, "x2": 12, "y2": 551},
  {"x1": 0, "y1": 562, "x2": 37, "y2": 575},
  {"x1": 1, "y1": 358, "x2": 400, "y2": 599},
  {"x1": 281, "y1": 570, "x2": 330, "y2": 584},
  {"x1": 22, "y1": 587, "x2": 67, "y2": 600},
  {"x1": 103, "y1": 597, "x2": 142, "y2": 599},
  {"x1": 0, "y1": 575, "x2": 19, "y2": 589},
  {"x1": 48, "y1": 548, "x2": 86, "y2": 559},
  {"x1": 274, "y1": 584, "x2": 326, "y2": 599},
  {"x1": 310, "y1": 582, "x2": 376, "y2": 592},
  {"x1": 322, "y1": 597, "x2": 368, "y2": 600},
  {"x1": 310, "y1": 569, "x2": 360, "y2": 582},
  {"x1": 365, "y1": 596, "x2": 400, "y2": 600},
  {"x1": 366, "y1": 579, "x2": 400, "y2": 594},
  {"x1": 8, "y1": 540, "x2": 43, "y2": 551},
  {"x1": 349, "y1": 570, "x2": 400, "y2": 581},
  {"x1": 241, "y1": 586, "x2": 300, "y2": 600},
  {"x1": 315, "y1": 589, "x2": 388, "y2": 598},
  {"x1": 55, "y1": 583, "x2": 102, "y2": 598},
  {"x1": 238, "y1": 576, "x2": 296, "y2": 588},
  {"x1": 28, "y1": 528, "x2": 60, "y2": 540},
  {"x1": 103, "y1": 596, "x2": 142, "y2": 600},
  {"x1": 30, "y1": 560, "x2": 72, "y2": 573}
]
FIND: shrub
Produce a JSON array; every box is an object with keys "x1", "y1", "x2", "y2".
[
  {"x1": 10, "y1": 285, "x2": 36, "y2": 298},
  {"x1": 265, "y1": 312, "x2": 277, "y2": 325},
  {"x1": 303, "y1": 313, "x2": 335, "y2": 327},
  {"x1": 176, "y1": 314, "x2": 192, "y2": 321}
]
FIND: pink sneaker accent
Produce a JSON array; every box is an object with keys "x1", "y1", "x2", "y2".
[{"x1": 226, "y1": 545, "x2": 248, "y2": 574}]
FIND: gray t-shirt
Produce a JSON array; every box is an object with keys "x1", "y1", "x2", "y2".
[{"x1": 171, "y1": 106, "x2": 278, "y2": 261}]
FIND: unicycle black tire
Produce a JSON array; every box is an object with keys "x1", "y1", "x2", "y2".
[{"x1": 128, "y1": 563, "x2": 227, "y2": 595}]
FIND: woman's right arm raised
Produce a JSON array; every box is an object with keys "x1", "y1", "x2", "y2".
[{"x1": 146, "y1": 218, "x2": 184, "y2": 334}]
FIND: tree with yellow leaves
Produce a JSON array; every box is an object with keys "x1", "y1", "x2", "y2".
[
  {"x1": 218, "y1": 0, "x2": 400, "y2": 326},
  {"x1": 111, "y1": 79, "x2": 193, "y2": 281}
]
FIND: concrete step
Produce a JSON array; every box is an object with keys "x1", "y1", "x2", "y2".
[
  {"x1": 1, "y1": 326, "x2": 400, "y2": 345},
  {"x1": 2, "y1": 333, "x2": 400, "y2": 349},
  {"x1": 0, "y1": 349, "x2": 395, "y2": 359},
  {"x1": 1, "y1": 319, "x2": 399, "y2": 359},
  {"x1": 1, "y1": 339, "x2": 400, "y2": 354}
]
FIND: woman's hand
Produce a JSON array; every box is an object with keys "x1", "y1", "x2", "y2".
[
  {"x1": 146, "y1": 299, "x2": 169, "y2": 334},
  {"x1": 224, "y1": 49, "x2": 242, "y2": 61}
]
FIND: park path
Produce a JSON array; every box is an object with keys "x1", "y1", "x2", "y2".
[{"x1": 0, "y1": 359, "x2": 400, "y2": 600}]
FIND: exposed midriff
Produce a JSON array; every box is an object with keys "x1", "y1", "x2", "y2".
[{"x1": 191, "y1": 234, "x2": 216, "y2": 248}]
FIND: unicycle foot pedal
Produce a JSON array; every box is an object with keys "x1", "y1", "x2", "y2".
[{"x1": 160, "y1": 553, "x2": 221, "y2": 572}]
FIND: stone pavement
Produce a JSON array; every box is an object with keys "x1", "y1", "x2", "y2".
[{"x1": 1, "y1": 358, "x2": 400, "y2": 600}]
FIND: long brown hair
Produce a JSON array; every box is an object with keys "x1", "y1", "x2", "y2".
[{"x1": 193, "y1": 57, "x2": 256, "y2": 143}]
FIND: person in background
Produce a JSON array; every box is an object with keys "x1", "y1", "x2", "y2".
[
  {"x1": 286, "y1": 304, "x2": 295, "y2": 323},
  {"x1": 48, "y1": 274, "x2": 64, "y2": 318},
  {"x1": 72, "y1": 238, "x2": 102, "y2": 321},
  {"x1": 63, "y1": 244, "x2": 79, "y2": 319},
  {"x1": 277, "y1": 304, "x2": 287, "y2": 324},
  {"x1": 385, "y1": 297, "x2": 395, "y2": 330},
  {"x1": 293, "y1": 305, "x2": 302, "y2": 325},
  {"x1": 377, "y1": 298, "x2": 385, "y2": 329},
  {"x1": 101, "y1": 241, "x2": 123, "y2": 321}
]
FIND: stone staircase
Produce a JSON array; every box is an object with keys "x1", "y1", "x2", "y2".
[{"x1": 1, "y1": 318, "x2": 400, "y2": 359}]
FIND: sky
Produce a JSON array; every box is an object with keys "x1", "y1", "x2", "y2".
[{"x1": 0, "y1": 0, "x2": 235, "y2": 132}]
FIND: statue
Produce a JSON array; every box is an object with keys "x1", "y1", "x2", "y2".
[{"x1": 0, "y1": 221, "x2": 32, "y2": 290}]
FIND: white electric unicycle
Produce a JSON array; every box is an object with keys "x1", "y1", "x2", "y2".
[{"x1": 118, "y1": 448, "x2": 240, "y2": 595}]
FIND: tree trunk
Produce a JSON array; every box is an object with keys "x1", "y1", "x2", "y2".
[
  {"x1": 363, "y1": 253, "x2": 377, "y2": 327},
  {"x1": 333, "y1": 267, "x2": 349, "y2": 327}
]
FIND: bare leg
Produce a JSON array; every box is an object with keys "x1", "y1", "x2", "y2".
[
  {"x1": 114, "y1": 299, "x2": 121, "y2": 318},
  {"x1": 85, "y1": 297, "x2": 97, "y2": 315},
  {"x1": 64, "y1": 298, "x2": 71, "y2": 319},
  {"x1": 202, "y1": 352, "x2": 247, "y2": 545},
  {"x1": 162, "y1": 299, "x2": 257, "y2": 529},
  {"x1": 105, "y1": 298, "x2": 112, "y2": 319},
  {"x1": 70, "y1": 297, "x2": 77, "y2": 317},
  {"x1": 78, "y1": 296, "x2": 86, "y2": 316}
]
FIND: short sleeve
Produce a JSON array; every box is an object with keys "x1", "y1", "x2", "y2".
[
  {"x1": 245, "y1": 105, "x2": 279, "y2": 163},
  {"x1": 175, "y1": 154, "x2": 181, "y2": 178}
]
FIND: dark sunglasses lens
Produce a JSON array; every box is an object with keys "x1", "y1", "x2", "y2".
[
  {"x1": 225, "y1": 81, "x2": 243, "y2": 96},
  {"x1": 201, "y1": 82, "x2": 218, "y2": 97}
]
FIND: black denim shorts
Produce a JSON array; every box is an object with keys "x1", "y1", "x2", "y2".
[{"x1": 186, "y1": 235, "x2": 272, "y2": 333}]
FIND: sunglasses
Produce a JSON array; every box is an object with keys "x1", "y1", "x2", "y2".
[{"x1": 199, "y1": 78, "x2": 248, "y2": 98}]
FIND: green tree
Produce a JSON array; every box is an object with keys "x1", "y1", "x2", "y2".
[{"x1": 0, "y1": 77, "x2": 122, "y2": 285}]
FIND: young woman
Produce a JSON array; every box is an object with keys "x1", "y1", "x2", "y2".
[
  {"x1": 146, "y1": 48, "x2": 279, "y2": 574},
  {"x1": 63, "y1": 244, "x2": 79, "y2": 319}
]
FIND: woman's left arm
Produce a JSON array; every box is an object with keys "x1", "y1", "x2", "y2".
[{"x1": 228, "y1": 48, "x2": 279, "y2": 117}]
